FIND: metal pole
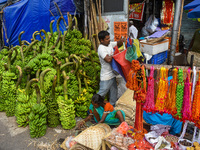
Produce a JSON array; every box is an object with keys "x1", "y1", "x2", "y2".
[{"x1": 169, "y1": 0, "x2": 182, "y2": 64}]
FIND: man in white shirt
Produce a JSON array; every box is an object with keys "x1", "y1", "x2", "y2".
[
  {"x1": 129, "y1": 20, "x2": 138, "y2": 39},
  {"x1": 97, "y1": 30, "x2": 124, "y2": 106}
]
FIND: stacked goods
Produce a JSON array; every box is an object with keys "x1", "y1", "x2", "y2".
[
  {"x1": 0, "y1": 15, "x2": 100, "y2": 138},
  {"x1": 115, "y1": 89, "x2": 136, "y2": 126}
]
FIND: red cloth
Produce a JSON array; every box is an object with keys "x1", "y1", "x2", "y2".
[{"x1": 113, "y1": 49, "x2": 131, "y2": 81}]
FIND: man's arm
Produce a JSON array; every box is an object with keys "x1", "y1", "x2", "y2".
[{"x1": 104, "y1": 55, "x2": 112, "y2": 63}]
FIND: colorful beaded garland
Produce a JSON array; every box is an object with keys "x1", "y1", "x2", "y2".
[
  {"x1": 155, "y1": 67, "x2": 168, "y2": 114},
  {"x1": 174, "y1": 68, "x2": 184, "y2": 120},
  {"x1": 143, "y1": 66, "x2": 155, "y2": 113},
  {"x1": 181, "y1": 68, "x2": 192, "y2": 122},
  {"x1": 165, "y1": 68, "x2": 178, "y2": 115}
]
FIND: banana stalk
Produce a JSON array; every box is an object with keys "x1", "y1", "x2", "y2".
[
  {"x1": 20, "y1": 45, "x2": 25, "y2": 64},
  {"x1": 18, "y1": 31, "x2": 25, "y2": 46},
  {"x1": 25, "y1": 78, "x2": 39, "y2": 97},
  {"x1": 40, "y1": 29, "x2": 48, "y2": 53},
  {"x1": 32, "y1": 31, "x2": 39, "y2": 41},
  {"x1": 11, "y1": 46, "x2": 18, "y2": 64},
  {"x1": 62, "y1": 71, "x2": 69, "y2": 100},
  {"x1": 50, "y1": 20, "x2": 55, "y2": 35},
  {"x1": 39, "y1": 68, "x2": 51, "y2": 92},
  {"x1": 24, "y1": 40, "x2": 39, "y2": 56},
  {"x1": 16, "y1": 66, "x2": 23, "y2": 89},
  {"x1": 36, "y1": 69, "x2": 41, "y2": 79},
  {"x1": 62, "y1": 30, "x2": 68, "y2": 52},
  {"x1": 34, "y1": 84, "x2": 41, "y2": 104},
  {"x1": 52, "y1": 75, "x2": 57, "y2": 100},
  {"x1": 60, "y1": 62, "x2": 74, "y2": 71},
  {"x1": 21, "y1": 40, "x2": 30, "y2": 45},
  {"x1": 74, "y1": 16, "x2": 78, "y2": 30},
  {"x1": 7, "y1": 49, "x2": 13, "y2": 72}
]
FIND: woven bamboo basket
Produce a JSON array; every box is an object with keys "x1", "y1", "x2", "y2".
[{"x1": 72, "y1": 124, "x2": 109, "y2": 150}]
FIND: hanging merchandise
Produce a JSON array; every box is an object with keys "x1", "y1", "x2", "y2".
[
  {"x1": 155, "y1": 67, "x2": 168, "y2": 114},
  {"x1": 174, "y1": 69, "x2": 184, "y2": 120},
  {"x1": 165, "y1": 68, "x2": 178, "y2": 115},
  {"x1": 161, "y1": 0, "x2": 174, "y2": 28},
  {"x1": 181, "y1": 69, "x2": 192, "y2": 122},
  {"x1": 126, "y1": 60, "x2": 146, "y2": 132},
  {"x1": 191, "y1": 72, "x2": 200, "y2": 126},
  {"x1": 143, "y1": 66, "x2": 155, "y2": 113}
]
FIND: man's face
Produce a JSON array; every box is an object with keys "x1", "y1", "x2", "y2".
[{"x1": 101, "y1": 35, "x2": 110, "y2": 46}]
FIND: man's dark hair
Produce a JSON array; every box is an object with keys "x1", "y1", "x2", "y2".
[
  {"x1": 98, "y1": 30, "x2": 109, "y2": 41},
  {"x1": 92, "y1": 94, "x2": 104, "y2": 105}
]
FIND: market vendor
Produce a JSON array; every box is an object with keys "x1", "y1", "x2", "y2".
[
  {"x1": 97, "y1": 30, "x2": 125, "y2": 106},
  {"x1": 78, "y1": 94, "x2": 125, "y2": 128},
  {"x1": 188, "y1": 28, "x2": 200, "y2": 53}
]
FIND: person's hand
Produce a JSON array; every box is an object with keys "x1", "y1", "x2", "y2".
[
  {"x1": 120, "y1": 36, "x2": 126, "y2": 42},
  {"x1": 78, "y1": 120, "x2": 85, "y2": 129}
]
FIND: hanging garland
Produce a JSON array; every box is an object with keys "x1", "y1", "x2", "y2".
[
  {"x1": 191, "y1": 72, "x2": 200, "y2": 124},
  {"x1": 155, "y1": 67, "x2": 168, "y2": 114},
  {"x1": 174, "y1": 68, "x2": 184, "y2": 120},
  {"x1": 165, "y1": 68, "x2": 178, "y2": 115},
  {"x1": 126, "y1": 60, "x2": 141, "y2": 91},
  {"x1": 143, "y1": 66, "x2": 155, "y2": 113},
  {"x1": 182, "y1": 69, "x2": 192, "y2": 122}
]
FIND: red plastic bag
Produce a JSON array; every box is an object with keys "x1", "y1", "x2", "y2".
[
  {"x1": 117, "y1": 121, "x2": 130, "y2": 135},
  {"x1": 113, "y1": 49, "x2": 131, "y2": 81}
]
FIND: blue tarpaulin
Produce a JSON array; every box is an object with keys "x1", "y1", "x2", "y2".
[
  {"x1": 50, "y1": 0, "x2": 76, "y2": 16},
  {"x1": 50, "y1": 15, "x2": 68, "y2": 34},
  {"x1": 0, "y1": 0, "x2": 7, "y2": 4},
  {"x1": 3, "y1": 0, "x2": 50, "y2": 46},
  {"x1": 184, "y1": 0, "x2": 200, "y2": 10},
  {"x1": 188, "y1": 5, "x2": 200, "y2": 18},
  {"x1": 3, "y1": 0, "x2": 77, "y2": 46}
]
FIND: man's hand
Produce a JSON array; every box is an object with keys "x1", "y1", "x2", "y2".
[
  {"x1": 104, "y1": 54, "x2": 112, "y2": 63},
  {"x1": 117, "y1": 36, "x2": 126, "y2": 47}
]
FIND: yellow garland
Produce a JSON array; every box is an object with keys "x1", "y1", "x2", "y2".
[{"x1": 155, "y1": 67, "x2": 168, "y2": 113}]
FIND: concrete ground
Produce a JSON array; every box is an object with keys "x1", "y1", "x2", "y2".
[{"x1": 0, "y1": 112, "x2": 78, "y2": 150}]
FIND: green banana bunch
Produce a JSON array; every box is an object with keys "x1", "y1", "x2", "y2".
[{"x1": 29, "y1": 103, "x2": 48, "y2": 138}]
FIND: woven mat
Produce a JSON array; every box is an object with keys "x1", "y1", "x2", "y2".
[
  {"x1": 116, "y1": 89, "x2": 135, "y2": 110},
  {"x1": 115, "y1": 89, "x2": 136, "y2": 125},
  {"x1": 115, "y1": 105, "x2": 135, "y2": 120},
  {"x1": 73, "y1": 124, "x2": 110, "y2": 150}
]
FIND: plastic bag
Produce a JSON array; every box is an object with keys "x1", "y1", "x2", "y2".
[
  {"x1": 117, "y1": 121, "x2": 129, "y2": 134},
  {"x1": 146, "y1": 15, "x2": 159, "y2": 34},
  {"x1": 133, "y1": 39, "x2": 143, "y2": 59},
  {"x1": 111, "y1": 46, "x2": 126, "y2": 81},
  {"x1": 125, "y1": 38, "x2": 137, "y2": 63},
  {"x1": 154, "y1": 136, "x2": 173, "y2": 150},
  {"x1": 113, "y1": 50, "x2": 131, "y2": 82},
  {"x1": 65, "y1": 136, "x2": 76, "y2": 148}
]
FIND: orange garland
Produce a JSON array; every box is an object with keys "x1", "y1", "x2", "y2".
[
  {"x1": 191, "y1": 72, "x2": 200, "y2": 125},
  {"x1": 155, "y1": 67, "x2": 168, "y2": 114},
  {"x1": 165, "y1": 68, "x2": 178, "y2": 115}
]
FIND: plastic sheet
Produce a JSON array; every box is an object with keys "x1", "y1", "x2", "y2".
[
  {"x1": 50, "y1": 0, "x2": 77, "y2": 16},
  {"x1": 3, "y1": 0, "x2": 50, "y2": 46}
]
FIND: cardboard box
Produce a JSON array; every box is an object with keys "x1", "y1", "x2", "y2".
[{"x1": 140, "y1": 39, "x2": 169, "y2": 55}]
